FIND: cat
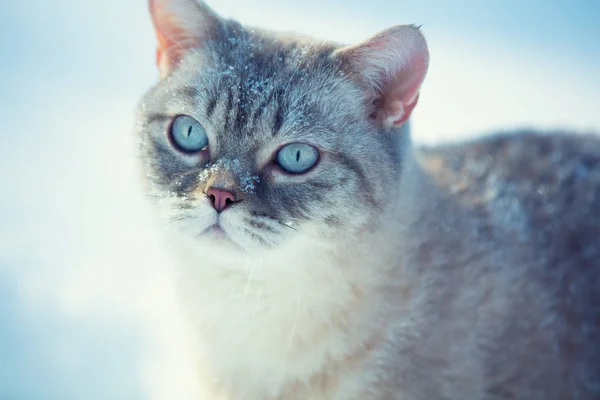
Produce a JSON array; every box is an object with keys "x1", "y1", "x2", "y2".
[{"x1": 135, "y1": 0, "x2": 600, "y2": 399}]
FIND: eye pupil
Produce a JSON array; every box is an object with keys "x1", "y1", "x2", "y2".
[
  {"x1": 187, "y1": 125, "x2": 193, "y2": 137},
  {"x1": 276, "y1": 143, "x2": 319, "y2": 174}
]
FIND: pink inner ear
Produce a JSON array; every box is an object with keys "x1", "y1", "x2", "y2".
[
  {"x1": 149, "y1": 0, "x2": 217, "y2": 78},
  {"x1": 339, "y1": 25, "x2": 429, "y2": 129},
  {"x1": 380, "y1": 52, "x2": 428, "y2": 128},
  {"x1": 387, "y1": 95, "x2": 420, "y2": 126},
  {"x1": 153, "y1": 21, "x2": 188, "y2": 77}
]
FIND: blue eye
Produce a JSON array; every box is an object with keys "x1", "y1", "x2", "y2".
[
  {"x1": 170, "y1": 115, "x2": 208, "y2": 153},
  {"x1": 276, "y1": 143, "x2": 320, "y2": 174}
]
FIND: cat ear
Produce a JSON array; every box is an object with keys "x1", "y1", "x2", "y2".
[
  {"x1": 335, "y1": 25, "x2": 429, "y2": 129},
  {"x1": 149, "y1": 0, "x2": 221, "y2": 78}
]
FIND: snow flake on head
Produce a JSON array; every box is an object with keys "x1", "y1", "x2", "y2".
[
  {"x1": 240, "y1": 175, "x2": 260, "y2": 194},
  {"x1": 198, "y1": 158, "x2": 260, "y2": 194}
]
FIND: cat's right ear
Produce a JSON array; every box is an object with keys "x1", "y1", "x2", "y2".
[
  {"x1": 149, "y1": 0, "x2": 221, "y2": 78},
  {"x1": 334, "y1": 25, "x2": 429, "y2": 130}
]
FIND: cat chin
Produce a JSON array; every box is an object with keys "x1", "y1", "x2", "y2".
[
  {"x1": 170, "y1": 217, "x2": 280, "y2": 255},
  {"x1": 195, "y1": 229, "x2": 291, "y2": 256},
  {"x1": 198, "y1": 230, "x2": 246, "y2": 252}
]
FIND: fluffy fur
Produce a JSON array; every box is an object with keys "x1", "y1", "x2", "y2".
[{"x1": 136, "y1": 1, "x2": 600, "y2": 399}]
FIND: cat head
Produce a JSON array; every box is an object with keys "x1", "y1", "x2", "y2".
[{"x1": 137, "y1": 0, "x2": 429, "y2": 255}]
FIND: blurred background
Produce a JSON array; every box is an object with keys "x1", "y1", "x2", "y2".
[{"x1": 1, "y1": 1, "x2": 599, "y2": 399}]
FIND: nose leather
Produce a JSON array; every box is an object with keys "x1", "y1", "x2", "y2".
[{"x1": 206, "y1": 188, "x2": 238, "y2": 212}]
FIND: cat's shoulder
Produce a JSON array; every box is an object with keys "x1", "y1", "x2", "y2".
[
  {"x1": 417, "y1": 129, "x2": 600, "y2": 253},
  {"x1": 418, "y1": 130, "x2": 600, "y2": 200},
  {"x1": 414, "y1": 131, "x2": 600, "y2": 396}
]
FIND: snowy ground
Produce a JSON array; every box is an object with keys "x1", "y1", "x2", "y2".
[{"x1": 1, "y1": 1, "x2": 599, "y2": 399}]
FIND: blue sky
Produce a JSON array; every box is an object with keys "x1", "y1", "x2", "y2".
[{"x1": 1, "y1": 1, "x2": 599, "y2": 399}]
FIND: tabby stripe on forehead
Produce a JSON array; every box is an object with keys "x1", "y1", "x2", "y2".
[
  {"x1": 272, "y1": 104, "x2": 285, "y2": 135},
  {"x1": 272, "y1": 89, "x2": 286, "y2": 135},
  {"x1": 178, "y1": 86, "x2": 199, "y2": 99},
  {"x1": 233, "y1": 94, "x2": 247, "y2": 133},
  {"x1": 223, "y1": 88, "x2": 234, "y2": 132},
  {"x1": 249, "y1": 89, "x2": 276, "y2": 128},
  {"x1": 205, "y1": 94, "x2": 218, "y2": 118}
]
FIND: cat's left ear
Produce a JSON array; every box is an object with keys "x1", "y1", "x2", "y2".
[
  {"x1": 149, "y1": 0, "x2": 222, "y2": 78},
  {"x1": 334, "y1": 25, "x2": 429, "y2": 129}
]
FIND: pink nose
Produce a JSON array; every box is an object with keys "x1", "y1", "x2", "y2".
[{"x1": 206, "y1": 188, "x2": 237, "y2": 212}]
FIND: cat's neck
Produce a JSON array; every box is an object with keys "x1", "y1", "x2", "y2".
[{"x1": 165, "y1": 143, "x2": 434, "y2": 399}]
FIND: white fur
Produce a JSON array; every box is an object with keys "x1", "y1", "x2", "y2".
[{"x1": 156, "y1": 185, "x2": 409, "y2": 399}]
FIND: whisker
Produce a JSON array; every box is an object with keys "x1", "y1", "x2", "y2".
[
  {"x1": 243, "y1": 256, "x2": 253, "y2": 301},
  {"x1": 169, "y1": 213, "x2": 194, "y2": 222},
  {"x1": 287, "y1": 296, "x2": 302, "y2": 351},
  {"x1": 252, "y1": 281, "x2": 264, "y2": 317},
  {"x1": 243, "y1": 228, "x2": 270, "y2": 246},
  {"x1": 280, "y1": 222, "x2": 298, "y2": 232}
]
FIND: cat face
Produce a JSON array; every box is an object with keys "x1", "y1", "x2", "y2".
[{"x1": 137, "y1": 0, "x2": 428, "y2": 254}]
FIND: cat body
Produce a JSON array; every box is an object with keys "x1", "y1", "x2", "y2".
[{"x1": 137, "y1": 1, "x2": 600, "y2": 399}]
